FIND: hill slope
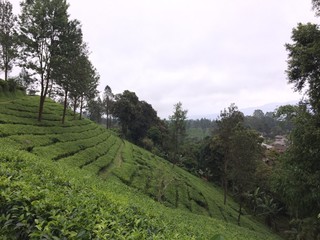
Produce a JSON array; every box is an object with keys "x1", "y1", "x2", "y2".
[{"x1": 0, "y1": 95, "x2": 281, "y2": 239}]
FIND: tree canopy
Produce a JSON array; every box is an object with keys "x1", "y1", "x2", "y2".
[
  {"x1": 19, "y1": 0, "x2": 70, "y2": 121},
  {"x1": 112, "y1": 90, "x2": 159, "y2": 144},
  {"x1": 0, "y1": 0, "x2": 18, "y2": 81},
  {"x1": 286, "y1": 22, "x2": 320, "y2": 113}
]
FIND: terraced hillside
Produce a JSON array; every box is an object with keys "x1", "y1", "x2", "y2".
[{"x1": 0, "y1": 95, "x2": 281, "y2": 239}]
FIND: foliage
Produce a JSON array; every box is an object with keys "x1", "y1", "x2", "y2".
[
  {"x1": 19, "y1": 0, "x2": 70, "y2": 121},
  {"x1": 112, "y1": 90, "x2": 160, "y2": 144},
  {"x1": 0, "y1": 95, "x2": 281, "y2": 239},
  {"x1": 0, "y1": 0, "x2": 18, "y2": 81},
  {"x1": 87, "y1": 97, "x2": 104, "y2": 124},
  {"x1": 102, "y1": 85, "x2": 114, "y2": 129},
  {"x1": 271, "y1": 103, "x2": 320, "y2": 219},
  {"x1": 312, "y1": 0, "x2": 320, "y2": 16},
  {"x1": 168, "y1": 102, "x2": 188, "y2": 165},
  {"x1": 286, "y1": 22, "x2": 320, "y2": 113},
  {"x1": 214, "y1": 103, "x2": 244, "y2": 205},
  {"x1": 51, "y1": 18, "x2": 84, "y2": 124}
]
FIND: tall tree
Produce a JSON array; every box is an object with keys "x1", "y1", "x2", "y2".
[
  {"x1": 272, "y1": 105, "x2": 320, "y2": 210},
  {"x1": 229, "y1": 128, "x2": 262, "y2": 225},
  {"x1": 0, "y1": 0, "x2": 18, "y2": 81},
  {"x1": 102, "y1": 85, "x2": 114, "y2": 129},
  {"x1": 74, "y1": 56, "x2": 99, "y2": 120},
  {"x1": 215, "y1": 103, "x2": 244, "y2": 205},
  {"x1": 87, "y1": 96, "x2": 103, "y2": 123},
  {"x1": 286, "y1": 23, "x2": 320, "y2": 113},
  {"x1": 19, "y1": 0, "x2": 69, "y2": 121},
  {"x1": 52, "y1": 19, "x2": 83, "y2": 124},
  {"x1": 112, "y1": 90, "x2": 139, "y2": 139},
  {"x1": 270, "y1": 10, "x2": 320, "y2": 237},
  {"x1": 253, "y1": 109, "x2": 264, "y2": 119},
  {"x1": 168, "y1": 102, "x2": 188, "y2": 165},
  {"x1": 112, "y1": 90, "x2": 159, "y2": 143}
]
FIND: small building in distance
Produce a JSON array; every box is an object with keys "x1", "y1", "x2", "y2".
[{"x1": 272, "y1": 135, "x2": 287, "y2": 153}]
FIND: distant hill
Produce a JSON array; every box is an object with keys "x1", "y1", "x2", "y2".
[
  {"x1": 240, "y1": 101, "x2": 298, "y2": 116},
  {"x1": 0, "y1": 95, "x2": 281, "y2": 239},
  {"x1": 190, "y1": 100, "x2": 298, "y2": 120}
]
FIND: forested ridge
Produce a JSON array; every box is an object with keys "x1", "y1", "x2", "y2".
[{"x1": 0, "y1": 0, "x2": 319, "y2": 239}]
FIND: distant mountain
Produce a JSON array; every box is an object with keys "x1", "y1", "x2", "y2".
[
  {"x1": 190, "y1": 100, "x2": 298, "y2": 120},
  {"x1": 240, "y1": 100, "x2": 298, "y2": 116}
]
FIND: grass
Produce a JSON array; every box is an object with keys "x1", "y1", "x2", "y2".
[{"x1": 0, "y1": 95, "x2": 282, "y2": 239}]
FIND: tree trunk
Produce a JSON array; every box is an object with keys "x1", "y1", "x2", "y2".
[
  {"x1": 79, "y1": 95, "x2": 83, "y2": 120},
  {"x1": 38, "y1": 73, "x2": 50, "y2": 122},
  {"x1": 4, "y1": 49, "x2": 8, "y2": 81},
  {"x1": 4, "y1": 62, "x2": 8, "y2": 81},
  {"x1": 62, "y1": 89, "x2": 68, "y2": 124},
  {"x1": 38, "y1": 95, "x2": 45, "y2": 122},
  {"x1": 73, "y1": 97, "x2": 77, "y2": 119}
]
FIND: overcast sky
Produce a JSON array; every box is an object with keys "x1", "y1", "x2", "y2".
[{"x1": 10, "y1": 0, "x2": 318, "y2": 118}]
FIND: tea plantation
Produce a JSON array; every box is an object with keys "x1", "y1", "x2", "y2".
[{"x1": 0, "y1": 95, "x2": 282, "y2": 239}]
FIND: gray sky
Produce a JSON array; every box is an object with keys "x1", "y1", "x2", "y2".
[{"x1": 10, "y1": 0, "x2": 318, "y2": 118}]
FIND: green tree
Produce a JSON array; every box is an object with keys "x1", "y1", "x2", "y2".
[
  {"x1": 68, "y1": 52, "x2": 99, "y2": 120},
  {"x1": 253, "y1": 109, "x2": 264, "y2": 119},
  {"x1": 19, "y1": 0, "x2": 69, "y2": 121},
  {"x1": 286, "y1": 22, "x2": 320, "y2": 113},
  {"x1": 0, "y1": 0, "x2": 18, "y2": 81},
  {"x1": 102, "y1": 85, "x2": 114, "y2": 129},
  {"x1": 112, "y1": 90, "x2": 139, "y2": 139},
  {"x1": 272, "y1": 103, "x2": 320, "y2": 219},
  {"x1": 168, "y1": 102, "x2": 188, "y2": 165},
  {"x1": 228, "y1": 128, "x2": 263, "y2": 225},
  {"x1": 87, "y1": 96, "x2": 103, "y2": 123},
  {"x1": 281, "y1": 19, "x2": 320, "y2": 220},
  {"x1": 112, "y1": 90, "x2": 159, "y2": 143},
  {"x1": 52, "y1": 19, "x2": 84, "y2": 124},
  {"x1": 215, "y1": 103, "x2": 244, "y2": 205}
]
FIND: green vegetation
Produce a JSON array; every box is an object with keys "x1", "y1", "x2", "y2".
[
  {"x1": 1, "y1": 0, "x2": 319, "y2": 238},
  {"x1": 0, "y1": 95, "x2": 280, "y2": 239}
]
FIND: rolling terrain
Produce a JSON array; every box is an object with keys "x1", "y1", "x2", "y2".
[{"x1": 0, "y1": 94, "x2": 281, "y2": 239}]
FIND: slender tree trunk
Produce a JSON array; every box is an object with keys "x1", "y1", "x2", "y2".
[
  {"x1": 4, "y1": 47, "x2": 8, "y2": 81},
  {"x1": 106, "y1": 99, "x2": 109, "y2": 129},
  {"x1": 38, "y1": 78, "x2": 45, "y2": 122},
  {"x1": 79, "y1": 95, "x2": 83, "y2": 120},
  {"x1": 38, "y1": 73, "x2": 50, "y2": 122},
  {"x1": 4, "y1": 62, "x2": 8, "y2": 81},
  {"x1": 62, "y1": 89, "x2": 68, "y2": 124},
  {"x1": 106, "y1": 112, "x2": 109, "y2": 129},
  {"x1": 73, "y1": 97, "x2": 77, "y2": 119},
  {"x1": 38, "y1": 95, "x2": 45, "y2": 121}
]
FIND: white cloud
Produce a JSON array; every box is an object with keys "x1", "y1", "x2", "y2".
[{"x1": 8, "y1": 0, "x2": 318, "y2": 118}]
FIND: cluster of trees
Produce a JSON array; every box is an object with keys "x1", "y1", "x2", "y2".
[
  {"x1": 269, "y1": 2, "x2": 320, "y2": 237},
  {"x1": 188, "y1": 1, "x2": 320, "y2": 235},
  {"x1": 1, "y1": 0, "x2": 319, "y2": 237},
  {"x1": 0, "y1": 0, "x2": 99, "y2": 123},
  {"x1": 86, "y1": 90, "x2": 188, "y2": 165},
  {"x1": 88, "y1": 87, "x2": 283, "y2": 227}
]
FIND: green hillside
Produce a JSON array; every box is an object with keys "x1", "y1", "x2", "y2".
[{"x1": 0, "y1": 95, "x2": 281, "y2": 239}]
